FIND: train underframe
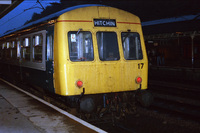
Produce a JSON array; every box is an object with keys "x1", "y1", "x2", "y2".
[{"x1": 65, "y1": 89, "x2": 153, "y2": 120}]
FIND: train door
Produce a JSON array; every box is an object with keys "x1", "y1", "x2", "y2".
[{"x1": 46, "y1": 27, "x2": 55, "y2": 93}]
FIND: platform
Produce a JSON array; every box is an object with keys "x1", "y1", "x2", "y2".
[{"x1": 0, "y1": 80, "x2": 106, "y2": 133}]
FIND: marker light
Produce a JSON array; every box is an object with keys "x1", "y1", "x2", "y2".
[
  {"x1": 76, "y1": 80, "x2": 83, "y2": 88},
  {"x1": 136, "y1": 77, "x2": 142, "y2": 84}
]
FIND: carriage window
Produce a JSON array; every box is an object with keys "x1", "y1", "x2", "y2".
[
  {"x1": 121, "y1": 32, "x2": 143, "y2": 60},
  {"x1": 2, "y1": 43, "x2": 6, "y2": 49},
  {"x1": 96, "y1": 32, "x2": 119, "y2": 61},
  {"x1": 33, "y1": 34, "x2": 43, "y2": 62},
  {"x1": 0, "y1": 43, "x2": 4, "y2": 59},
  {"x1": 22, "y1": 37, "x2": 31, "y2": 61},
  {"x1": 11, "y1": 41, "x2": 15, "y2": 48},
  {"x1": 6, "y1": 42, "x2": 11, "y2": 59},
  {"x1": 2, "y1": 43, "x2": 6, "y2": 59},
  {"x1": 11, "y1": 40, "x2": 17, "y2": 59},
  {"x1": 7, "y1": 42, "x2": 10, "y2": 49},
  {"x1": 17, "y1": 41, "x2": 21, "y2": 58},
  {"x1": 68, "y1": 31, "x2": 94, "y2": 61}
]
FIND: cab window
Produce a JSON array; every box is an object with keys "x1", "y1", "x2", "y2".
[
  {"x1": 68, "y1": 31, "x2": 94, "y2": 61},
  {"x1": 96, "y1": 32, "x2": 120, "y2": 61},
  {"x1": 121, "y1": 32, "x2": 143, "y2": 60}
]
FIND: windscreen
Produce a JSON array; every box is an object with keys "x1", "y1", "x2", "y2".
[
  {"x1": 68, "y1": 31, "x2": 94, "y2": 61},
  {"x1": 96, "y1": 32, "x2": 120, "y2": 61},
  {"x1": 121, "y1": 32, "x2": 143, "y2": 60}
]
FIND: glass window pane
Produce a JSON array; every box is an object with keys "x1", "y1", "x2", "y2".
[
  {"x1": 47, "y1": 35, "x2": 53, "y2": 61},
  {"x1": 7, "y1": 42, "x2": 10, "y2": 49},
  {"x1": 24, "y1": 38, "x2": 30, "y2": 47},
  {"x1": 22, "y1": 37, "x2": 31, "y2": 61},
  {"x1": 22, "y1": 48, "x2": 30, "y2": 60},
  {"x1": 33, "y1": 34, "x2": 43, "y2": 62},
  {"x1": 33, "y1": 34, "x2": 43, "y2": 46},
  {"x1": 33, "y1": 46, "x2": 42, "y2": 62},
  {"x1": 11, "y1": 41, "x2": 15, "y2": 48},
  {"x1": 6, "y1": 42, "x2": 11, "y2": 59},
  {"x1": 96, "y1": 32, "x2": 119, "y2": 61},
  {"x1": 17, "y1": 41, "x2": 21, "y2": 58},
  {"x1": 11, "y1": 40, "x2": 17, "y2": 59},
  {"x1": 121, "y1": 32, "x2": 143, "y2": 60},
  {"x1": 68, "y1": 31, "x2": 94, "y2": 61},
  {"x1": 2, "y1": 43, "x2": 5, "y2": 49}
]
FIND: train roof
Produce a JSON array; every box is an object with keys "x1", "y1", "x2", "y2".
[{"x1": 0, "y1": 4, "x2": 104, "y2": 38}]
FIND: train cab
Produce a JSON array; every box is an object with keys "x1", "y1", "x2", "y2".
[{"x1": 53, "y1": 6, "x2": 148, "y2": 96}]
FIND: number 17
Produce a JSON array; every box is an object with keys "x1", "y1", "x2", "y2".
[{"x1": 138, "y1": 63, "x2": 144, "y2": 69}]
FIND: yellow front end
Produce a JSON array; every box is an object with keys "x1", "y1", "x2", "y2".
[{"x1": 53, "y1": 6, "x2": 148, "y2": 96}]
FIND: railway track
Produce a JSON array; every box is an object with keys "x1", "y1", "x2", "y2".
[
  {"x1": 149, "y1": 80, "x2": 200, "y2": 100},
  {"x1": 149, "y1": 80, "x2": 200, "y2": 123}
]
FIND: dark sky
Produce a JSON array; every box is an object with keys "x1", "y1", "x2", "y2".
[
  {"x1": 1, "y1": 0, "x2": 200, "y2": 36},
  {"x1": 59, "y1": 0, "x2": 200, "y2": 21}
]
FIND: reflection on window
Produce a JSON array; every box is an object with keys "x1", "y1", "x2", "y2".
[
  {"x1": 22, "y1": 37, "x2": 30, "y2": 61},
  {"x1": 33, "y1": 34, "x2": 43, "y2": 62},
  {"x1": 11, "y1": 41, "x2": 15, "y2": 48},
  {"x1": 47, "y1": 35, "x2": 53, "y2": 61},
  {"x1": 7, "y1": 42, "x2": 10, "y2": 49},
  {"x1": 17, "y1": 41, "x2": 20, "y2": 58},
  {"x1": 96, "y1": 32, "x2": 119, "y2": 61},
  {"x1": 68, "y1": 31, "x2": 94, "y2": 61},
  {"x1": 2, "y1": 43, "x2": 6, "y2": 49},
  {"x1": 121, "y1": 32, "x2": 143, "y2": 60}
]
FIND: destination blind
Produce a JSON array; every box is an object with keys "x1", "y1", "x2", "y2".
[{"x1": 94, "y1": 19, "x2": 116, "y2": 27}]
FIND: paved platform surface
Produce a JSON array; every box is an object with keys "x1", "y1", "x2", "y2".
[{"x1": 0, "y1": 80, "x2": 102, "y2": 133}]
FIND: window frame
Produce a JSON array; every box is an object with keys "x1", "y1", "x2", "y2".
[
  {"x1": 19, "y1": 30, "x2": 46, "y2": 71},
  {"x1": 32, "y1": 33, "x2": 43, "y2": 62},
  {"x1": 121, "y1": 32, "x2": 143, "y2": 60},
  {"x1": 21, "y1": 37, "x2": 31, "y2": 61},
  {"x1": 68, "y1": 31, "x2": 94, "y2": 62},
  {"x1": 10, "y1": 40, "x2": 17, "y2": 59}
]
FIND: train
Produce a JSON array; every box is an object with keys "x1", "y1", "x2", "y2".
[{"x1": 0, "y1": 4, "x2": 152, "y2": 116}]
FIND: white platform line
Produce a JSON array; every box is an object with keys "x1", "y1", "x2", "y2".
[{"x1": 0, "y1": 78, "x2": 107, "y2": 133}]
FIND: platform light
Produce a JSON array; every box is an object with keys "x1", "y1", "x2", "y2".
[
  {"x1": 176, "y1": 32, "x2": 183, "y2": 34},
  {"x1": 148, "y1": 41, "x2": 154, "y2": 43}
]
